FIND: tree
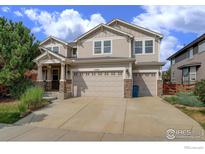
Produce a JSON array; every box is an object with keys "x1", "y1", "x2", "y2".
[
  {"x1": 0, "y1": 17, "x2": 40, "y2": 97},
  {"x1": 162, "y1": 67, "x2": 171, "y2": 83}
]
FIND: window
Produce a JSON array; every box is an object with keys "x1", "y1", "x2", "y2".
[
  {"x1": 47, "y1": 47, "x2": 52, "y2": 51},
  {"x1": 171, "y1": 58, "x2": 175, "y2": 65},
  {"x1": 134, "y1": 41, "x2": 143, "y2": 54},
  {"x1": 182, "y1": 68, "x2": 189, "y2": 84},
  {"x1": 94, "y1": 41, "x2": 102, "y2": 54},
  {"x1": 189, "y1": 48, "x2": 193, "y2": 59},
  {"x1": 52, "y1": 46, "x2": 59, "y2": 53},
  {"x1": 94, "y1": 40, "x2": 111, "y2": 54},
  {"x1": 103, "y1": 40, "x2": 111, "y2": 53},
  {"x1": 145, "y1": 40, "x2": 153, "y2": 53},
  {"x1": 190, "y1": 66, "x2": 196, "y2": 83},
  {"x1": 198, "y1": 40, "x2": 205, "y2": 53},
  {"x1": 72, "y1": 50, "x2": 77, "y2": 57}
]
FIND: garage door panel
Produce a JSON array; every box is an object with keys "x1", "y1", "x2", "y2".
[
  {"x1": 133, "y1": 73, "x2": 156, "y2": 96},
  {"x1": 73, "y1": 71, "x2": 124, "y2": 97}
]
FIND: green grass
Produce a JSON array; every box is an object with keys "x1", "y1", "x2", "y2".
[
  {"x1": 164, "y1": 92, "x2": 205, "y2": 107},
  {"x1": 0, "y1": 102, "x2": 21, "y2": 124}
]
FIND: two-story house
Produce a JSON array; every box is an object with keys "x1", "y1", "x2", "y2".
[
  {"x1": 33, "y1": 19, "x2": 165, "y2": 99},
  {"x1": 168, "y1": 33, "x2": 205, "y2": 84}
]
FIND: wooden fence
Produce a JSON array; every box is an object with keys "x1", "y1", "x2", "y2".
[{"x1": 163, "y1": 83, "x2": 195, "y2": 95}]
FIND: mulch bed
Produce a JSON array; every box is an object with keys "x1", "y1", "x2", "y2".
[{"x1": 0, "y1": 98, "x2": 16, "y2": 104}]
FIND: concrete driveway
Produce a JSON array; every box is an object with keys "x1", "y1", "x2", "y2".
[{"x1": 0, "y1": 97, "x2": 204, "y2": 141}]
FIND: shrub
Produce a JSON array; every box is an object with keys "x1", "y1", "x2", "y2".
[
  {"x1": 194, "y1": 79, "x2": 205, "y2": 102},
  {"x1": 165, "y1": 92, "x2": 205, "y2": 107},
  {"x1": 18, "y1": 102, "x2": 27, "y2": 113},
  {"x1": 9, "y1": 79, "x2": 34, "y2": 99},
  {"x1": 20, "y1": 86, "x2": 44, "y2": 109}
]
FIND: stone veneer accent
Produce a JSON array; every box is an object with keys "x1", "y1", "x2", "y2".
[
  {"x1": 157, "y1": 80, "x2": 163, "y2": 96},
  {"x1": 59, "y1": 79, "x2": 72, "y2": 99},
  {"x1": 124, "y1": 79, "x2": 132, "y2": 98},
  {"x1": 45, "y1": 81, "x2": 52, "y2": 91},
  {"x1": 35, "y1": 81, "x2": 45, "y2": 90}
]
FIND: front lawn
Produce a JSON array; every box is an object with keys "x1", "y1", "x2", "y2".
[
  {"x1": 0, "y1": 87, "x2": 48, "y2": 124},
  {"x1": 164, "y1": 92, "x2": 205, "y2": 107},
  {"x1": 0, "y1": 101, "x2": 21, "y2": 124},
  {"x1": 164, "y1": 92, "x2": 205, "y2": 130}
]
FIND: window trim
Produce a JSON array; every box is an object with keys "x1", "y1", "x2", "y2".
[
  {"x1": 93, "y1": 39, "x2": 112, "y2": 55},
  {"x1": 46, "y1": 45, "x2": 60, "y2": 54},
  {"x1": 188, "y1": 48, "x2": 193, "y2": 59},
  {"x1": 133, "y1": 38, "x2": 155, "y2": 55},
  {"x1": 134, "y1": 40, "x2": 143, "y2": 55},
  {"x1": 52, "y1": 46, "x2": 59, "y2": 53},
  {"x1": 71, "y1": 49, "x2": 77, "y2": 57}
]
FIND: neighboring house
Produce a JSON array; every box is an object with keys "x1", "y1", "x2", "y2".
[
  {"x1": 33, "y1": 19, "x2": 165, "y2": 99},
  {"x1": 167, "y1": 33, "x2": 205, "y2": 84}
]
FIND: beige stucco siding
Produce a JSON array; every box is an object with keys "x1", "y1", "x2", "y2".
[
  {"x1": 111, "y1": 23, "x2": 160, "y2": 62},
  {"x1": 77, "y1": 29, "x2": 130, "y2": 58},
  {"x1": 171, "y1": 51, "x2": 205, "y2": 83},
  {"x1": 41, "y1": 39, "x2": 70, "y2": 57}
]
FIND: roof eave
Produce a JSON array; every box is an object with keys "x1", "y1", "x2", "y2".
[{"x1": 107, "y1": 19, "x2": 163, "y2": 38}]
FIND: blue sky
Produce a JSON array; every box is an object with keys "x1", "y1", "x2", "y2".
[{"x1": 1, "y1": 5, "x2": 204, "y2": 70}]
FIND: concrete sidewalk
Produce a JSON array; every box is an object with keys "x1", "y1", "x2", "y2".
[{"x1": 0, "y1": 97, "x2": 204, "y2": 141}]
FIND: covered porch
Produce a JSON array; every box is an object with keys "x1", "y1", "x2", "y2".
[{"x1": 33, "y1": 47, "x2": 73, "y2": 99}]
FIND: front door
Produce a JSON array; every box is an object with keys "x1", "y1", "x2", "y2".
[{"x1": 52, "y1": 68, "x2": 59, "y2": 90}]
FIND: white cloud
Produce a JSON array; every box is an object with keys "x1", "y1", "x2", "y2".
[
  {"x1": 31, "y1": 27, "x2": 42, "y2": 33},
  {"x1": 23, "y1": 8, "x2": 106, "y2": 41},
  {"x1": 1, "y1": 6, "x2": 10, "y2": 12},
  {"x1": 14, "y1": 10, "x2": 23, "y2": 17},
  {"x1": 132, "y1": 6, "x2": 205, "y2": 70}
]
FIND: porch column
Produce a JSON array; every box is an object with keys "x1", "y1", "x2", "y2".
[
  {"x1": 36, "y1": 63, "x2": 44, "y2": 89},
  {"x1": 60, "y1": 63, "x2": 65, "y2": 81},
  {"x1": 59, "y1": 63, "x2": 66, "y2": 99},
  {"x1": 46, "y1": 65, "x2": 52, "y2": 91},
  {"x1": 37, "y1": 63, "x2": 43, "y2": 81}
]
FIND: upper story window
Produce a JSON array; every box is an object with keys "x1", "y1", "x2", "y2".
[
  {"x1": 145, "y1": 40, "x2": 153, "y2": 53},
  {"x1": 189, "y1": 48, "x2": 193, "y2": 59},
  {"x1": 198, "y1": 40, "x2": 205, "y2": 53},
  {"x1": 134, "y1": 41, "x2": 143, "y2": 54},
  {"x1": 47, "y1": 47, "x2": 52, "y2": 51},
  {"x1": 94, "y1": 41, "x2": 102, "y2": 54},
  {"x1": 46, "y1": 46, "x2": 59, "y2": 53},
  {"x1": 72, "y1": 50, "x2": 77, "y2": 57},
  {"x1": 94, "y1": 40, "x2": 111, "y2": 54},
  {"x1": 171, "y1": 58, "x2": 175, "y2": 65},
  {"x1": 134, "y1": 39, "x2": 154, "y2": 55},
  {"x1": 52, "y1": 46, "x2": 59, "y2": 53},
  {"x1": 103, "y1": 40, "x2": 111, "y2": 53}
]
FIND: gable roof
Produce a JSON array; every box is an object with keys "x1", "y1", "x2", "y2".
[
  {"x1": 33, "y1": 46, "x2": 66, "y2": 63},
  {"x1": 74, "y1": 23, "x2": 134, "y2": 42},
  {"x1": 167, "y1": 33, "x2": 205, "y2": 60},
  {"x1": 39, "y1": 35, "x2": 72, "y2": 48},
  {"x1": 107, "y1": 19, "x2": 163, "y2": 39}
]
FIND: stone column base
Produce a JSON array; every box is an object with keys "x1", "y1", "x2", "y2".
[
  {"x1": 35, "y1": 81, "x2": 45, "y2": 90},
  {"x1": 59, "y1": 80, "x2": 72, "y2": 99},
  {"x1": 157, "y1": 80, "x2": 163, "y2": 96},
  {"x1": 124, "y1": 79, "x2": 132, "y2": 98},
  {"x1": 45, "y1": 81, "x2": 52, "y2": 91}
]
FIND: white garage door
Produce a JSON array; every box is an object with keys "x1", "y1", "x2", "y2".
[
  {"x1": 133, "y1": 73, "x2": 157, "y2": 96},
  {"x1": 73, "y1": 71, "x2": 124, "y2": 97}
]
